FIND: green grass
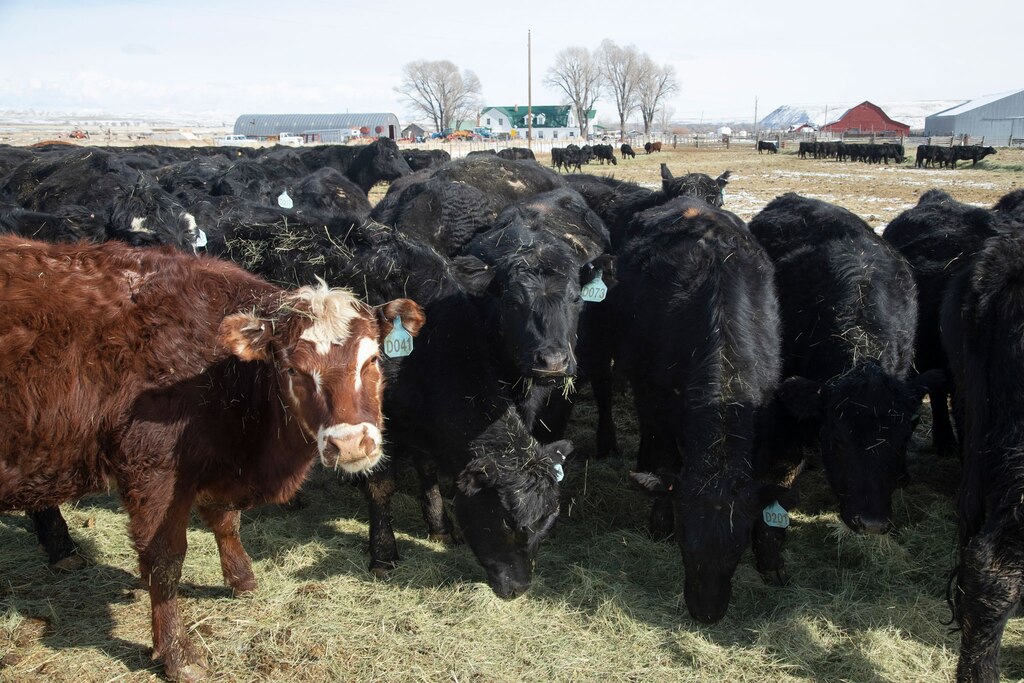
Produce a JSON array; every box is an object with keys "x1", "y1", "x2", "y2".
[{"x1": 2, "y1": 389, "x2": 1012, "y2": 683}]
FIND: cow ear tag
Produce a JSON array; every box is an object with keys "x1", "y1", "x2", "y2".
[
  {"x1": 277, "y1": 191, "x2": 293, "y2": 209},
  {"x1": 553, "y1": 463, "x2": 565, "y2": 482},
  {"x1": 581, "y1": 270, "x2": 608, "y2": 303},
  {"x1": 383, "y1": 315, "x2": 414, "y2": 358},
  {"x1": 194, "y1": 228, "x2": 208, "y2": 249},
  {"x1": 762, "y1": 501, "x2": 790, "y2": 529}
]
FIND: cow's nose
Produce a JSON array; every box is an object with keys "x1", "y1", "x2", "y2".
[
  {"x1": 535, "y1": 349, "x2": 569, "y2": 374},
  {"x1": 849, "y1": 516, "x2": 891, "y2": 535}
]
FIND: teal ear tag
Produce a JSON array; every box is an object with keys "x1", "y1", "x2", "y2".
[
  {"x1": 762, "y1": 501, "x2": 790, "y2": 529},
  {"x1": 194, "y1": 228, "x2": 208, "y2": 249},
  {"x1": 553, "y1": 463, "x2": 564, "y2": 482},
  {"x1": 277, "y1": 190, "x2": 293, "y2": 209},
  {"x1": 581, "y1": 270, "x2": 608, "y2": 303},
  {"x1": 383, "y1": 315, "x2": 414, "y2": 358}
]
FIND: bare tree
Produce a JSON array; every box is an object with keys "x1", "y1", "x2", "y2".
[
  {"x1": 657, "y1": 105, "x2": 675, "y2": 135},
  {"x1": 638, "y1": 59, "x2": 678, "y2": 137},
  {"x1": 544, "y1": 47, "x2": 601, "y2": 139},
  {"x1": 597, "y1": 40, "x2": 644, "y2": 142},
  {"x1": 395, "y1": 60, "x2": 482, "y2": 134}
]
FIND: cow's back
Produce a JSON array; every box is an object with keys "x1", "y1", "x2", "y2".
[{"x1": 0, "y1": 237, "x2": 275, "y2": 507}]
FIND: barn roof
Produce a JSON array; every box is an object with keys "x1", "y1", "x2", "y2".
[
  {"x1": 233, "y1": 113, "x2": 401, "y2": 137},
  {"x1": 822, "y1": 101, "x2": 909, "y2": 131}
]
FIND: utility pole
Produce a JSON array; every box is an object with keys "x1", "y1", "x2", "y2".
[{"x1": 527, "y1": 30, "x2": 533, "y2": 150}]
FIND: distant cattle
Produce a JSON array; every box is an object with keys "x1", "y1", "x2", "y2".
[
  {"x1": 951, "y1": 145, "x2": 997, "y2": 169},
  {"x1": 643, "y1": 141, "x2": 663, "y2": 154},
  {"x1": 591, "y1": 143, "x2": 618, "y2": 165},
  {"x1": 915, "y1": 144, "x2": 994, "y2": 169},
  {"x1": 620, "y1": 143, "x2": 636, "y2": 159},
  {"x1": 614, "y1": 197, "x2": 784, "y2": 623},
  {"x1": 757, "y1": 140, "x2": 778, "y2": 154},
  {"x1": 943, "y1": 228, "x2": 1024, "y2": 683},
  {"x1": 749, "y1": 193, "x2": 942, "y2": 536},
  {"x1": 0, "y1": 236, "x2": 423, "y2": 681}
]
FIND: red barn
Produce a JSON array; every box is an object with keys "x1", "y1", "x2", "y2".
[{"x1": 821, "y1": 101, "x2": 910, "y2": 136}]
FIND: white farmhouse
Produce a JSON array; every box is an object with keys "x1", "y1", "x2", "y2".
[{"x1": 479, "y1": 105, "x2": 596, "y2": 141}]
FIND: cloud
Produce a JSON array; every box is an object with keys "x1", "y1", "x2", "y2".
[{"x1": 121, "y1": 43, "x2": 159, "y2": 55}]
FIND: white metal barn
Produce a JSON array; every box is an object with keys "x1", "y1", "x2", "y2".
[
  {"x1": 232, "y1": 114, "x2": 402, "y2": 142},
  {"x1": 925, "y1": 90, "x2": 1024, "y2": 145}
]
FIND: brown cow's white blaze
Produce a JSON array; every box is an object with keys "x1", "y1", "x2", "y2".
[{"x1": 354, "y1": 337, "x2": 379, "y2": 393}]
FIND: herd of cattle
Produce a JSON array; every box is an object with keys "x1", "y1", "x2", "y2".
[
  {"x1": 915, "y1": 144, "x2": 998, "y2": 169},
  {"x1": 0, "y1": 137, "x2": 1021, "y2": 682}
]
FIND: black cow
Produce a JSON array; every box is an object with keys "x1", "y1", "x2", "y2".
[
  {"x1": 994, "y1": 188, "x2": 1024, "y2": 222},
  {"x1": 592, "y1": 144, "x2": 617, "y2": 165},
  {"x1": 882, "y1": 189, "x2": 1017, "y2": 455},
  {"x1": 915, "y1": 145, "x2": 934, "y2": 168},
  {"x1": 496, "y1": 147, "x2": 536, "y2": 161},
  {"x1": 291, "y1": 167, "x2": 372, "y2": 219},
  {"x1": 550, "y1": 147, "x2": 566, "y2": 172},
  {"x1": 221, "y1": 215, "x2": 573, "y2": 598},
  {"x1": 402, "y1": 148, "x2": 451, "y2": 172},
  {"x1": 615, "y1": 197, "x2": 785, "y2": 623},
  {"x1": 620, "y1": 143, "x2": 636, "y2": 159},
  {"x1": 951, "y1": 145, "x2": 997, "y2": 169},
  {"x1": 370, "y1": 155, "x2": 564, "y2": 255},
  {"x1": 561, "y1": 144, "x2": 585, "y2": 173},
  {"x1": 757, "y1": 140, "x2": 778, "y2": 154},
  {"x1": 749, "y1": 193, "x2": 941, "y2": 535},
  {"x1": 943, "y1": 228, "x2": 1024, "y2": 683}
]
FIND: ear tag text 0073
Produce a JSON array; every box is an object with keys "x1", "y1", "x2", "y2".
[
  {"x1": 581, "y1": 270, "x2": 608, "y2": 303},
  {"x1": 383, "y1": 315, "x2": 414, "y2": 358},
  {"x1": 762, "y1": 501, "x2": 790, "y2": 529}
]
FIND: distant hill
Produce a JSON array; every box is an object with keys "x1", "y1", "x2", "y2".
[{"x1": 758, "y1": 100, "x2": 967, "y2": 131}]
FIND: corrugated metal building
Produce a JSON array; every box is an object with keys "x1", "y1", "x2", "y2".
[
  {"x1": 233, "y1": 113, "x2": 401, "y2": 142},
  {"x1": 925, "y1": 90, "x2": 1024, "y2": 144}
]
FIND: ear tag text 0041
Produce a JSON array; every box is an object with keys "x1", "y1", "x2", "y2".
[
  {"x1": 762, "y1": 501, "x2": 790, "y2": 529},
  {"x1": 383, "y1": 315, "x2": 414, "y2": 358},
  {"x1": 581, "y1": 270, "x2": 608, "y2": 303},
  {"x1": 277, "y1": 191, "x2": 293, "y2": 209}
]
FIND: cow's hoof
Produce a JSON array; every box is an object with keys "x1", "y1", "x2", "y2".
[
  {"x1": 167, "y1": 661, "x2": 207, "y2": 683},
  {"x1": 760, "y1": 568, "x2": 789, "y2": 587},
  {"x1": 229, "y1": 577, "x2": 257, "y2": 597},
  {"x1": 370, "y1": 566, "x2": 391, "y2": 581},
  {"x1": 51, "y1": 554, "x2": 87, "y2": 572}
]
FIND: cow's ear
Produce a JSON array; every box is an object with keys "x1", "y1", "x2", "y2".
[
  {"x1": 777, "y1": 376, "x2": 824, "y2": 420},
  {"x1": 716, "y1": 170, "x2": 733, "y2": 188},
  {"x1": 452, "y1": 255, "x2": 499, "y2": 296},
  {"x1": 540, "y1": 439, "x2": 573, "y2": 466},
  {"x1": 457, "y1": 457, "x2": 497, "y2": 496},
  {"x1": 660, "y1": 163, "x2": 673, "y2": 181},
  {"x1": 629, "y1": 471, "x2": 675, "y2": 496},
  {"x1": 378, "y1": 298, "x2": 425, "y2": 338},
  {"x1": 219, "y1": 312, "x2": 272, "y2": 362},
  {"x1": 580, "y1": 254, "x2": 617, "y2": 288},
  {"x1": 907, "y1": 368, "x2": 947, "y2": 402},
  {"x1": 756, "y1": 482, "x2": 799, "y2": 510}
]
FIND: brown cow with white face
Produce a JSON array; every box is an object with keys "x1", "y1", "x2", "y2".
[{"x1": 0, "y1": 236, "x2": 423, "y2": 682}]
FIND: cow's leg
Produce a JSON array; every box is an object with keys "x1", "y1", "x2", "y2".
[
  {"x1": 411, "y1": 452, "x2": 455, "y2": 544},
  {"x1": 359, "y1": 459, "x2": 399, "y2": 577},
  {"x1": 197, "y1": 507, "x2": 256, "y2": 595},
  {"x1": 127, "y1": 489, "x2": 205, "y2": 683},
  {"x1": 956, "y1": 532, "x2": 1023, "y2": 683},
  {"x1": 592, "y1": 361, "x2": 618, "y2": 458},
  {"x1": 29, "y1": 506, "x2": 84, "y2": 570}
]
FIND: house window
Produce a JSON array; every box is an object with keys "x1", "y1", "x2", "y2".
[
  {"x1": 499, "y1": 118, "x2": 504, "y2": 125},
  {"x1": 486, "y1": 118, "x2": 491, "y2": 125},
  {"x1": 538, "y1": 131, "x2": 544, "y2": 139},
  {"x1": 553, "y1": 131, "x2": 558, "y2": 139}
]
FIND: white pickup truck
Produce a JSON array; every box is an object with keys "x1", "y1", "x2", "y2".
[
  {"x1": 278, "y1": 133, "x2": 304, "y2": 146},
  {"x1": 214, "y1": 134, "x2": 260, "y2": 147}
]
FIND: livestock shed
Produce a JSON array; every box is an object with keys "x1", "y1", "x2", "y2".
[
  {"x1": 233, "y1": 113, "x2": 401, "y2": 142},
  {"x1": 821, "y1": 101, "x2": 910, "y2": 136},
  {"x1": 925, "y1": 89, "x2": 1024, "y2": 145}
]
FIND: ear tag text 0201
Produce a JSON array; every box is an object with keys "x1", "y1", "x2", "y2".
[
  {"x1": 762, "y1": 501, "x2": 790, "y2": 529},
  {"x1": 581, "y1": 270, "x2": 608, "y2": 303},
  {"x1": 383, "y1": 315, "x2": 414, "y2": 358},
  {"x1": 277, "y1": 191, "x2": 293, "y2": 209}
]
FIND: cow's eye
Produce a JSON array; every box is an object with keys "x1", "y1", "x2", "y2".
[{"x1": 287, "y1": 367, "x2": 297, "y2": 376}]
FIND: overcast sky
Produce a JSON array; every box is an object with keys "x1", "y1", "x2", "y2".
[{"x1": 0, "y1": 0, "x2": 1018, "y2": 125}]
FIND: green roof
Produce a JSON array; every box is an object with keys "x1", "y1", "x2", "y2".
[{"x1": 481, "y1": 105, "x2": 596, "y2": 128}]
